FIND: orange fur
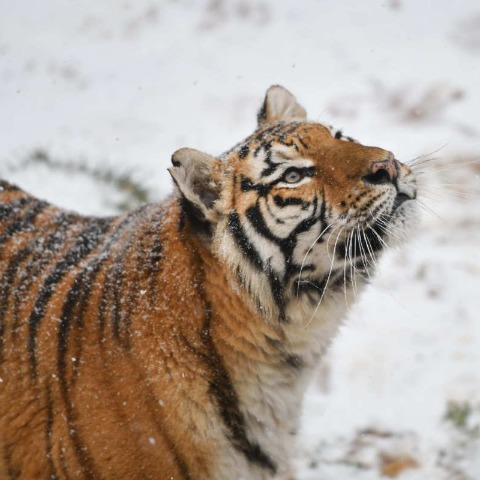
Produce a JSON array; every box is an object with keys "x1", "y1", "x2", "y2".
[{"x1": 0, "y1": 86, "x2": 418, "y2": 479}]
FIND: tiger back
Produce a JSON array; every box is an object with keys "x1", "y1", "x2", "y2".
[{"x1": 0, "y1": 85, "x2": 418, "y2": 480}]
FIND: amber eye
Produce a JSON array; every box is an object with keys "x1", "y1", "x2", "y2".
[{"x1": 283, "y1": 169, "x2": 303, "y2": 184}]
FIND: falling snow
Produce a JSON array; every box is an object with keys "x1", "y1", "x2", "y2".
[{"x1": 1, "y1": 0, "x2": 479, "y2": 478}]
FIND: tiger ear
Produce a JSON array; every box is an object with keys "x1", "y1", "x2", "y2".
[
  {"x1": 168, "y1": 148, "x2": 220, "y2": 222},
  {"x1": 257, "y1": 85, "x2": 307, "y2": 127}
]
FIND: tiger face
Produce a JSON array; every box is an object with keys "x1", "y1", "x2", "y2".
[{"x1": 170, "y1": 85, "x2": 418, "y2": 326}]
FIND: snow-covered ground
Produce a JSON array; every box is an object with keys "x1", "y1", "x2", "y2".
[{"x1": 1, "y1": 0, "x2": 479, "y2": 478}]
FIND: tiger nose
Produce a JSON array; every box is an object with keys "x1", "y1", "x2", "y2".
[{"x1": 363, "y1": 154, "x2": 398, "y2": 185}]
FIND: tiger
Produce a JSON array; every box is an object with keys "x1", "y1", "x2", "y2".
[{"x1": 0, "y1": 85, "x2": 418, "y2": 480}]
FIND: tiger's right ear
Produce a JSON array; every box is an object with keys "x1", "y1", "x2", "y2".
[
  {"x1": 257, "y1": 85, "x2": 307, "y2": 127},
  {"x1": 168, "y1": 148, "x2": 220, "y2": 222}
]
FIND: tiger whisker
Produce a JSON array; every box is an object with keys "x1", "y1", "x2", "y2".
[
  {"x1": 375, "y1": 217, "x2": 402, "y2": 241},
  {"x1": 352, "y1": 225, "x2": 361, "y2": 295},
  {"x1": 360, "y1": 226, "x2": 377, "y2": 273},
  {"x1": 406, "y1": 145, "x2": 447, "y2": 167},
  {"x1": 355, "y1": 226, "x2": 372, "y2": 279},
  {"x1": 346, "y1": 228, "x2": 358, "y2": 301},
  {"x1": 374, "y1": 220, "x2": 404, "y2": 244},
  {"x1": 367, "y1": 210, "x2": 402, "y2": 242},
  {"x1": 306, "y1": 224, "x2": 346, "y2": 326},
  {"x1": 416, "y1": 199, "x2": 446, "y2": 223},
  {"x1": 407, "y1": 157, "x2": 440, "y2": 170},
  {"x1": 346, "y1": 229, "x2": 356, "y2": 295},
  {"x1": 411, "y1": 157, "x2": 480, "y2": 174},
  {"x1": 297, "y1": 280, "x2": 323, "y2": 290},
  {"x1": 361, "y1": 223, "x2": 378, "y2": 263},
  {"x1": 421, "y1": 183, "x2": 480, "y2": 190},
  {"x1": 296, "y1": 221, "x2": 339, "y2": 298},
  {"x1": 342, "y1": 230, "x2": 352, "y2": 304},
  {"x1": 418, "y1": 186, "x2": 480, "y2": 200},
  {"x1": 366, "y1": 222, "x2": 390, "y2": 252}
]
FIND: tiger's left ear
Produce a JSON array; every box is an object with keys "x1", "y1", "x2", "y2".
[
  {"x1": 168, "y1": 148, "x2": 220, "y2": 222},
  {"x1": 257, "y1": 85, "x2": 307, "y2": 127}
]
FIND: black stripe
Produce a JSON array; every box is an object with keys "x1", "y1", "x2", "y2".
[
  {"x1": 289, "y1": 196, "x2": 320, "y2": 241},
  {"x1": 57, "y1": 443, "x2": 73, "y2": 480},
  {"x1": 1, "y1": 209, "x2": 70, "y2": 361},
  {"x1": 245, "y1": 195, "x2": 325, "y2": 314},
  {"x1": 0, "y1": 200, "x2": 48, "y2": 247},
  {"x1": 71, "y1": 215, "x2": 138, "y2": 382},
  {"x1": 244, "y1": 206, "x2": 286, "y2": 317},
  {"x1": 2, "y1": 447, "x2": 17, "y2": 479},
  {"x1": 0, "y1": 197, "x2": 33, "y2": 235},
  {"x1": 264, "y1": 198, "x2": 285, "y2": 225},
  {"x1": 245, "y1": 206, "x2": 282, "y2": 245},
  {"x1": 119, "y1": 210, "x2": 163, "y2": 341},
  {"x1": 0, "y1": 247, "x2": 32, "y2": 363},
  {"x1": 97, "y1": 211, "x2": 143, "y2": 342},
  {"x1": 147, "y1": 214, "x2": 164, "y2": 305},
  {"x1": 201, "y1": 309, "x2": 277, "y2": 474},
  {"x1": 0, "y1": 180, "x2": 20, "y2": 191},
  {"x1": 260, "y1": 150, "x2": 278, "y2": 177},
  {"x1": 238, "y1": 145, "x2": 249, "y2": 159},
  {"x1": 256, "y1": 96, "x2": 268, "y2": 125},
  {"x1": 272, "y1": 195, "x2": 305, "y2": 207},
  {"x1": 55, "y1": 218, "x2": 139, "y2": 479},
  {"x1": 104, "y1": 212, "x2": 146, "y2": 346},
  {"x1": 284, "y1": 353, "x2": 304, "y2": 369},
  {"x1": 296, "y1": 135, "x2": 309, "y2": 150},
  {"x1": 110, "y1": 237, "x2": 134, "y2": 347},
  {"x1": 57, "y1": 263, "x2": 106, "y2": 479},
  {"x1": 227, "y1": 211, "x2": 265, "y2": 272},
  {"x1": 11, "y1": 213, "x2": 78, "y2": 338},
  {"x1": 314, "y1": 194, "x2": 327, "y2": 242},
  {"x1": 58, "y1": 260, "x2": 104, "y2": 379},
  {"x1": 0, "y1": 198, "x2": 28, "y2": 217},
  {"x1": 240, "y1": 176, "x2": 270, "y2": 197},
  {"x1": 28, "y1": 219, "x2": 111, "y2": 377}
]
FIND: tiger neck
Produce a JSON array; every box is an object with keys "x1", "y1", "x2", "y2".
[
  {"x1": 163, "y1": 211, "x2": 352, "y2": 476},
  {"x1": 198, "y1": 224, "x2": 347, "y2": 405},
  {"x1": 197, "y1": 241, "x2": 352, "y2": 478}
]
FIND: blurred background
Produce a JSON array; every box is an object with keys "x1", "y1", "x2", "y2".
[{"x1": 1, "y1": 0, "x2": 479, "y2": 478}]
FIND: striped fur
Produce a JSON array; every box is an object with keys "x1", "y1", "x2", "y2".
[{"x1": 0, "y1": 86, "x2": 418, "y2": 479}]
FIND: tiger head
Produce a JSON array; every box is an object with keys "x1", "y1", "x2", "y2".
[{"x1": 169, "y1": 85, "x2": 418, "y2": 325}]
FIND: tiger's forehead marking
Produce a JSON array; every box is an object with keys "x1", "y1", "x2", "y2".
[
  {"x1": 224, "y1": 122, "x2": 353, "y2": 187},
  {"x1": 223, "y1": 122, "x2": 329, "y2": 175},
  {"x1": 230, "y1": 122, "x2": 335, "y2": 159}
]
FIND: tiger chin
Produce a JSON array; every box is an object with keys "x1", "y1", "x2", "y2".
[{"x1": 0, "y1": 85, "x2": 418, "y2": 480}]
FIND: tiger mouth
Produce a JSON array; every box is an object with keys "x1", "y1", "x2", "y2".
[
  {"x1": 335, "y1": 220, "x2": 386, "y2": 260},
  {"x1": 392, "y1": 192, "x2": 412, "y2": 213}
]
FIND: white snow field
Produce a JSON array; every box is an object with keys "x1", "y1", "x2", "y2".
[{"x1": 1, "y1": 0, "x2": 479, "y2": 478}]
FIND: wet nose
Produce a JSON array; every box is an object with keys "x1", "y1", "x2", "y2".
[{"x1": 363, "y1": 154, "x2": 398, "y2": 185}]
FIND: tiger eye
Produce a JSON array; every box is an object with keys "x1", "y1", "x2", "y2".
[{"x1": 284, "y1": 170, "x2": 303, "y2": 183}]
